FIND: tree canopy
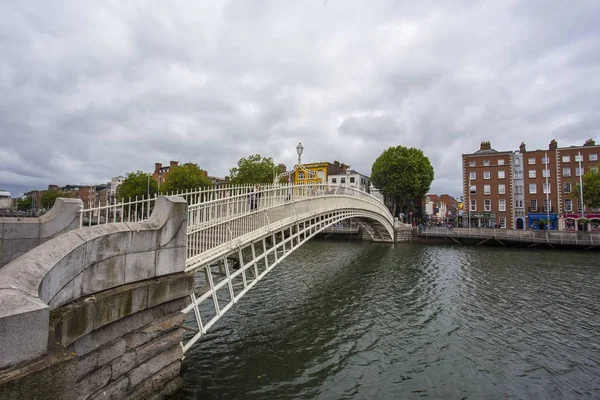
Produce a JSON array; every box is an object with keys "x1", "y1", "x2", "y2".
[
  {"x1": 117, "y1": 171, "x2": 158, "y2": 200},
  {"x1": 229, "y1": 154, "x2": 278, "y2": 184},
  {"x1": 371, "y1": 145, "x2": 434, "y2": 217},
  {"x1": 160, "y1": 163, "x2": 213, "y2": 193},
  {"x1": 573, "y1": 168, "x2": 600, "y2": 210},
  {"x1": 17, "y1": 197, "x2": 32, "y2": 211},
  {"x1": 41, "y1": 189, "x2": 70, "y2": 209}
]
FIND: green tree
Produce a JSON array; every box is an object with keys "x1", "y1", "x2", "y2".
[
  {"x1": 117, "y1": 171, "x2": 159, "y2": 200},
  {"x1": 229, "y1": 154, "x2": 277, "y2": 184},
  {"x1": 573, "y1": 169, "x2": 600, "y2": 210},
  {"x1": 41, "y1": 189, "x2": 69, "y2": 209},
  {"x1": 17, "y1": 197, "x2": 33, "y2": 211},
  {"x1": 371, "y1": 145, "x2": 435, "y2": 217},
  {"x1": 160, "y1": 163, "x2": 213, "y2": 193}
]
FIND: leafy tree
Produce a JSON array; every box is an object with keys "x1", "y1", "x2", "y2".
[
  {"x1": 161, "y1": 163, "x2": 212, "y2": 193},
  {"x1": 371, "y1": 145, "x2": 435, "y2": 217},
  {"x1": 17, "y1": 197, "x2": 32, "y2": 211},
  {"x1": 573, "y1": 169, "x2": 600, "y2": 210},
  {"x1": 117, "y1": 171, "x2": 159, "y2": 200},
  {"x1": 41, "y1": 189, "x2": 70, "y2": 209},
  {"x1": 229, "y1": 154, "x2": 278, "y2": 184}
]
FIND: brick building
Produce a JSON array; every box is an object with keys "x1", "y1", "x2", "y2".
[
  {"x1": 463, "y1": 139, "x2": 600, "y2": 230},
  {"x1": 462, "y1": 141, "x2": 513, "y2": 228},
  {"x1": 153, "y1": 161, "x2": 179, "y2": 188}
]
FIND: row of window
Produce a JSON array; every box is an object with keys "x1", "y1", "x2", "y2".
[
  {"x1": 561, "y1": 154, "x2": 597, "y2": 163},
  {"x1": 470, "y1": 182, "x2": 555, "y2": 195},
  {"x1": 469, "y1": 184, "x2": 506, "y2": 195},
  {"x1": 469, "y1": 199, "x2": 506, "y2": 212},
  {"x1": 528, "y1": 183, "x2": 551, "y2": 194},
  {"x1": 468, "y1": 159, "x2": 506, "y2": 167},
  {"x1": 468, "y1": 153, "x2": 597, "y2": 168},
  {"x1": 472, "y1": 166, "x2": 596, "y2": 181},
  {"x1": 514, "y1": 199, "x2": 582, "y2": 212},
  {"x1": 475, "y1": 182, "x2": 580, "y2": 197},
  {"x1": 469, "y1": 171, "x2": 506, "y2": 180},
  {"x1": 331, "y1": 177, "x2": 356, "y2": 184}
]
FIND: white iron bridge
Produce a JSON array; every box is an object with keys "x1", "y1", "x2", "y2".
[{"x1": 81, "y1": 183, "x2": 394, "y2": 351}]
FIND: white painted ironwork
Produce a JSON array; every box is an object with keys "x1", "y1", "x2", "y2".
[
  {"x1": 180, "y1": 182, "x2": 394, "y2": 352},
  {"x1": 184, "y1": 183, "x2": 392, "y2": 269},
  {"x1": 78, "y1": 186, "x2": 233, "y2": 228},
  {"x1": 79, "y1": 182, "x2": 394, "y2": 352},
  {"x1": 79, "y1": 195, "x2": 157, "y2": 228}
]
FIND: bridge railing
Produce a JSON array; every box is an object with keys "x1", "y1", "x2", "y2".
[
  {"x1": 78, "y1": 183, "x2": 391, "y2": 254},
  {"x1": 79, "y1": 195, "x2": 157, "y2": 227},
  {"x1": 77, "y1": 186, "x2": 251, "y2": 228},
  {"x1": 185, "y1": 183, "x2": 391, "y2": 265},
  {"x1": 419, "y1": 226, "x2": 600, "y2": 245}
]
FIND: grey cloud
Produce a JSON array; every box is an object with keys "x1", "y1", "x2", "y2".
[{"x1": 1, "y1": 0, "x2": 599, "y2": 198}]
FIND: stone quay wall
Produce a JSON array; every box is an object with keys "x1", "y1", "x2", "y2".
[
  {"x1": 0, "y1": 196, "x2": 192, "y2": 400},
  {"x1": 394, "y1": 220, "x2": 414, "y2": 243},
  {"x1": 0, "y1": 198, "x2": 83, "y2": 268}
]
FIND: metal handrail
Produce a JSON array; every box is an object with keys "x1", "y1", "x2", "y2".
[{"x1": 418, "y1": 227, "x2": 600, "y2": 245}]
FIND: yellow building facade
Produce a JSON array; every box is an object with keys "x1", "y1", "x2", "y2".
[
  {"x1": 294, "y1": 162, "x2": 348, "y2": 185},
  {"x1": 294, "y1": 162, "x2": 328, "y2": 184}
]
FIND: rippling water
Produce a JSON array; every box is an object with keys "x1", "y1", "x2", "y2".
[{"x1": 176, "y1": 242, "x2": 600, "y2": 399}]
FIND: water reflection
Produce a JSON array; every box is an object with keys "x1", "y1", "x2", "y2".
[{"x1": 177, "y1": 242, "x2": 600, "y2": 399}]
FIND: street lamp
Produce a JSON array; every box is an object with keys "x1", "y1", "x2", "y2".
[
  {"x1": 296, "y1": 142, "x2": 303, "y2": 166},
  {"x1": 274, "y1": 142, "x2": 323, "y2": 185}
]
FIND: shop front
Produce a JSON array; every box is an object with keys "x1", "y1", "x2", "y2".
[
  {"x1": 559, "y1": 214, "x2": 600, "y2": 231},
  {"x1": 467, "y1": 212, "x2": 495, "y2": 228},
  {"x1": 527, "y1": 213, "x2": 558, "y2": 230}
]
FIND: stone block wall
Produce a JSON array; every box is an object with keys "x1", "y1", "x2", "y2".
[
  {"x1": 394, "y1": 226, "x2": 414, "y2": 242},
  {"x1": 0, "y1": 196, "x2": 191, "y2": 400},
  {"x1": 57, "y1": 275, "x2": 192, "y2": 400},
  {"x1": 0, "y1": 198, "x2": 83, "y2": 268}
]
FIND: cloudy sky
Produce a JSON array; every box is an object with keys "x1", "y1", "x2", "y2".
[{"x1": 1, "y1": 0, "x2": 599, "y2": 198}]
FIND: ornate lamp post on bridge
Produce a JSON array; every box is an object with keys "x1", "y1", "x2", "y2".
[{"x1": 273, "y1": 142, "x2": 325, "y2": 184}]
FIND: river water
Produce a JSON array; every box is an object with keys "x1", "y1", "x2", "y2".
[{"x1": 177, "y1": 241, "x2": 600, "y2": 399}]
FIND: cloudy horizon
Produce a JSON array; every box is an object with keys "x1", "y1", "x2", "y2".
[{"x1": 1, "y1": 0, "x2": 599, "y2": 198}]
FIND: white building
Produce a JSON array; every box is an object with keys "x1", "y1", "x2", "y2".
[
  {"x1": 327, "y1": 170, "x2": 370, "y2": 191},
  {"x1": 424, "y1": 195, "x2": 448, "y2": 221},
  {"x1": 0, "y1": 189, "x2": 11, "y2": 209},
  {"x1": 110, "y1": 176, "x2": 125, "y2": 199}
]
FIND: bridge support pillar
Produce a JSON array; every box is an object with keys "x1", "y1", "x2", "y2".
[{"x1": 393, "y1": 225, "x2": 414, "y2": 243}]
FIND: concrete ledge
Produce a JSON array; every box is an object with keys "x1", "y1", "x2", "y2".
[
  {"x1": 0, "y1": 196, "x2": 188, "y2": 370},
  {"x1": 0, "y1": 198, "x2": 83, "y2": 268},
  {"x1": 0, "y1": 289, "x2": 49, "y2": 369}
]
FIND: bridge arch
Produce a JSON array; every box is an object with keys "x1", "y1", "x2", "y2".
[{"x1": 181, "y1": 183, "x2": 394, "y2": 351}]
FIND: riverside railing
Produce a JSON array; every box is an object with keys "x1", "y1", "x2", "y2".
[{"x1": 419, "y1": 226, "x2": 600, "y2": 246}]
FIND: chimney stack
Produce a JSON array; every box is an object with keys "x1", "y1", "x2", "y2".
[
  {"x1": 480, "y1": 141, "x2": 491, "y2": 151},
  {"x1": 154, "y1": 163, "x2": 162, "y2": 175},
  {"x1": 170, "y1": 161, "x2": 179, "y2": 168},
  {"x1": 549, "y1": 139, "x2": 558, "y2": 150},
  {"x1": 519, "y1": 142, "x2": 526, "y2": 153}
]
